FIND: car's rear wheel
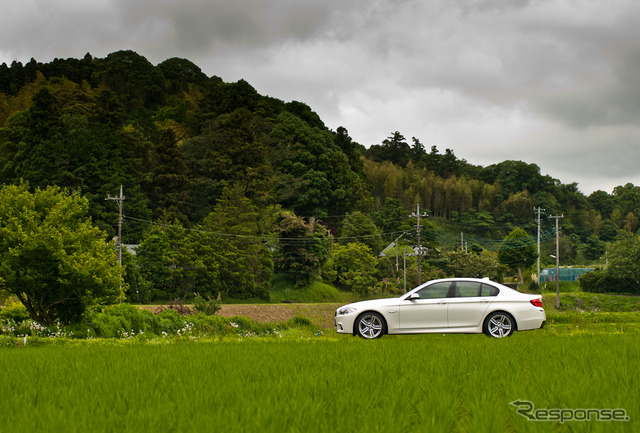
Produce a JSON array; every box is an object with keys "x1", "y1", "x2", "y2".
[
  {"x1": 484, "y1": 312, "x2": 515, "y2": 338},
  {"x1": 356, "y1": 312, "x2": 386, "y2": 339}
]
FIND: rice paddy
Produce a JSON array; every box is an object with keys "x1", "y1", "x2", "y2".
[{"x1": 0, "y1": 331, "x2": 637, "y2": 432}]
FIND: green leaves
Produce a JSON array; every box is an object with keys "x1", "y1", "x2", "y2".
[
  {"x1": 274, "y1": 211, "x2": 330, "y2": 287},
  {"x1": 0, "y1": 183, "x2": 120, "y2": 325},
  {"x1": 324, "y1": 242, "x2": 377, "y2": 295},
  {"x1": 498, "y1": 227, "x2": 537, "y2": 284}
]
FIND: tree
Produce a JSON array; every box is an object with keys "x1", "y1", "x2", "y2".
[
  {"x1": 480, "y1": 160, "x2": 553, "y2": 195},
  {"x1": 0, "y1": 183, "x2": 121, "y2": 325},
  {"x1": 613, "y1": 183, "x2": 640, "y2": 218},
  {"x1": 445, "y1": 249, "x2": 502, "y2": 280},
  {"x1": 588, "y1": 190, "x2": 615, "y2": 219},
  {"x1": 94, "y1": 50, "x2": 166, "y2": 109},
  {"x1": 273, "y1": 211, "x2": 330, "y2": 286},
  {"x1": 607, "y1": 233, "x2": 640, "y2": 283},
  {"x1": 146, "y1": 129, "x2": 192, "y2": 224},
  {"x1": 368, "y1": 131, "x2": 411, "y2": 166},
  {"x1": 340, "y1": 211, "x2": 383, "y2": 254},
  {"x1": 497, "y1": 228, "x2": 537, "y2": 285},
  {"x1": 135, "y1": 224, "x2": 175, "y2": 300},
  {"x1": 10, "y1": 88, "x2": 70, "y2": 186},
  {"x1": 374, "y1": 198, "x2": 410, "y2": 234},
  {"x1": 324, "y1": 243, "x2": 378, "y2": 294},
  {"x1": 136, "y1": 219, "x2": 221, "y2": 301},
  {"x1": 201, "y1": 185, "x2": 273, "y2": 299}
]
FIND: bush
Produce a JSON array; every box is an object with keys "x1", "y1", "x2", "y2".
[
  {"x1": 193, "y1": 292, "x2": 221, "y2": 315},
  {"x1": 288, "y1": 315, "x2": 312, "y2": 327},
  {"x1": 305, "y1": 282, "x2": 341, "y2": 302},
  {"x1": 85, "y1": 304, "x2": 185, "y2": 338},
  {"x1": 0, "y1": 299, "x2": 30, "y2": 322},
  {"x1": 579, "y1": 270, "x2": 640, "y2": 294}
]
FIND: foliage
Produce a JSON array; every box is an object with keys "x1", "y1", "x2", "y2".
[
  {"x1": 0, "y1": 183, "x2": 121, "y2": 325},
  {"x1": 273, "y1": 211, "x2": 330, "y2": 286},
  {"x1": 324, "y1": 242, "x2": 378, "y2": 295},
  {"x1": 0, "y1": 298, "x2": 30, "y2": 322},
  {"x1": 200, "y1": 185, "x2": 273, "y2": 299},
  {"x1": 576, "y1": 234, "x2": 640, "y2": 294},
  {"x1": 579, "y1": 269, "x2": 639, "y2": 295},
  {"x1": 444, "y1": 249, "x2": 503, "y2": 280},
  {"x1": 607, "y1": 233, "x2": 640, "y2": 282},
  {"x1": 498, "y1": 227, "x2": 537, "y2": 284},
  {"x1": 135, "y1": 222, "x2": 216, "y2": 301},
  {"x1": 193, "y1": 292, "x2": 222, "y2": 316},
  {"x1": 4, "y1": 51, "x2": 640, "y2": 293},
  {"x1": 339, "y1": 211, "x2": 383, "y2": 253},
  {"x1": 268, "y1": 275, "x2": 342, "y2": 303}
]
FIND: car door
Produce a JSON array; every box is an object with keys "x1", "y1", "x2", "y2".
[
  {"x1": 398, "y1": 281, "x2": 452, "y2": 331},
  {"x1": 447, "y1": 281, "x2": 495, "y2": 328}
]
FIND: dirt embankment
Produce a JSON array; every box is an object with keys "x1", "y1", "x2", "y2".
[{"x1": 141, "y1": 303, "x2": 341, "y2": 329}]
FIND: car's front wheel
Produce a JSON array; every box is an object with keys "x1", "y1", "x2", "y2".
[
  {"x1": 356, "y1": 312, "x2": 386, "y2": 339},
  {"x1": 484, "y1": 312, "x2": 515, "y2": 338}
]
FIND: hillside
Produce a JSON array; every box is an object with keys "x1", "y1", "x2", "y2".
[{"x1": 2, "y1": 50, "x2": 640, "y2": 299}]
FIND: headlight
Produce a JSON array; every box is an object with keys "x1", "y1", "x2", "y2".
[{"x1": 337, "y1": 307, "x2": 357, "y2": 316}]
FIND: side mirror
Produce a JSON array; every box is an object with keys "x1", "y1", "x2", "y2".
[{"x1": 408, "y1": 293, "x2": 420, "y2": 300}]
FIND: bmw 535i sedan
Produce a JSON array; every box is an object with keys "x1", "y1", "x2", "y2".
[{"x1": 335, "y1": 278, "x2": 545, "y2": 339}]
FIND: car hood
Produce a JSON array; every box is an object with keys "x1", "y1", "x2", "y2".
[{"x1": 340, "y1": 297, "x2": 403, "y2": 311}]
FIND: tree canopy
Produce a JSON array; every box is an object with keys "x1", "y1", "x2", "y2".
[{"x1": 0, "y1": 183, "x2": 120, "y2": 325}]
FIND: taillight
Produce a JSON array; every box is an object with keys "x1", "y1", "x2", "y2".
[{"x1": 530, "y1": 299, "x2": 543, "y2": 308}]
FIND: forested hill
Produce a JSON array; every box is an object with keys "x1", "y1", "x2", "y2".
[{"x1": 1, "y1": 50, "x2": 638, "y2": 265}]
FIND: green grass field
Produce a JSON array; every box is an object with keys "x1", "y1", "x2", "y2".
[
  {"x1": 1, "y1": 291, "x2": 639, "y2": 432},
  {"x1": 0, "y1": 332, "x2": 637, "y2": 432}
]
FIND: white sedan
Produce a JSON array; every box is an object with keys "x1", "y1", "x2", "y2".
[{"x1": 335, "y1": 278, "x2": 546, "y2": 339}]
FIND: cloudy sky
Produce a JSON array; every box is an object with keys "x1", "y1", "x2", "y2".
[{"x1": 2, "y1": 0, "x2": 640, "y2": 195}]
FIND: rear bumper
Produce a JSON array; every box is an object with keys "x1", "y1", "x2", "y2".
[{"x1": 517, "y1": 310, "x2": 546, "y2": 331}]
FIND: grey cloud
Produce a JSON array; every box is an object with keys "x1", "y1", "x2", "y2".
[
  {"x1": 3, "y1": 0, "x2": 640, "y2": 194},
  {"x1": 109, "y1": 0, "x2": 343, "y2": 60}
]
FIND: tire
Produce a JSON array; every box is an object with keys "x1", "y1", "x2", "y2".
[
  {"x1": 356, "y1": 312, "x2": 386, "y2": 339},
  {"x1": 483, "y1": 312, "x2": 515, "y2": 338}
]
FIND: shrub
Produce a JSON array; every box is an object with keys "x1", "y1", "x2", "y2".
[
  {"x1": 305, "y1": 282, "x2": 341, "y2": 302},
  {"x1": 193, "y1": 292, "x2": 221, "y2": 315},
  {"x1": 579, "y1": 270, "x2": 640, "y2": 294},
  {"x1": 0, "y1": 299, "x2": 30, "y2": 322},
  {"x1": 154, "y1": 295, "x2": 193, "y2": 316},
  {"x1": 86, "y1": 304, "x2": 184, "y2": 338},
  {"x1": 289, "y1": 315, "x2": 312, "y2": 327}
]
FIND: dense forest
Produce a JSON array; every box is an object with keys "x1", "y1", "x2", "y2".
[{"x1": 2, "y1": 50, "x2": 639, "y2": 301}]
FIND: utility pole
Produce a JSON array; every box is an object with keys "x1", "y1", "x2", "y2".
[
  {"x1": 394, "y1": 232, "x2": 405, "y2": 272},
  {"x1": 549, "y1": 214, "x2": 563, "y2": 309},
  {"x1": 403, "y1": 250, "x2": 407, "y2": 293},
  {"x1": 534, "y1": 207, "x2": 545, "y2": 286},
  {"x1": 106, "y1": 185, "x2": 125, "y2": 302},
  {"x1": 410, "y1": 204, "x2": 428, "y2": 285}
]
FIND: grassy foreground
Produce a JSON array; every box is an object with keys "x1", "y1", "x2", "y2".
[{"x1": 0, "y1": 332, "x2": 638, "y2": 433}]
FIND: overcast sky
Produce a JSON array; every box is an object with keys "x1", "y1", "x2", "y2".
[{"x1": 2, "y1": 0, "x2": 640, "y2": 195}]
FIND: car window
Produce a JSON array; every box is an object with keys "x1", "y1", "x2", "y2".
[
  {"x1": 416, "y1": 282, "x2": 451, "y2": 299},
  {"x1": 455, "y1": 281, "x2": 482, "y2": 297},
  {"x1": 480, "y1": 284, "x2": 499, "y2": 297}
]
